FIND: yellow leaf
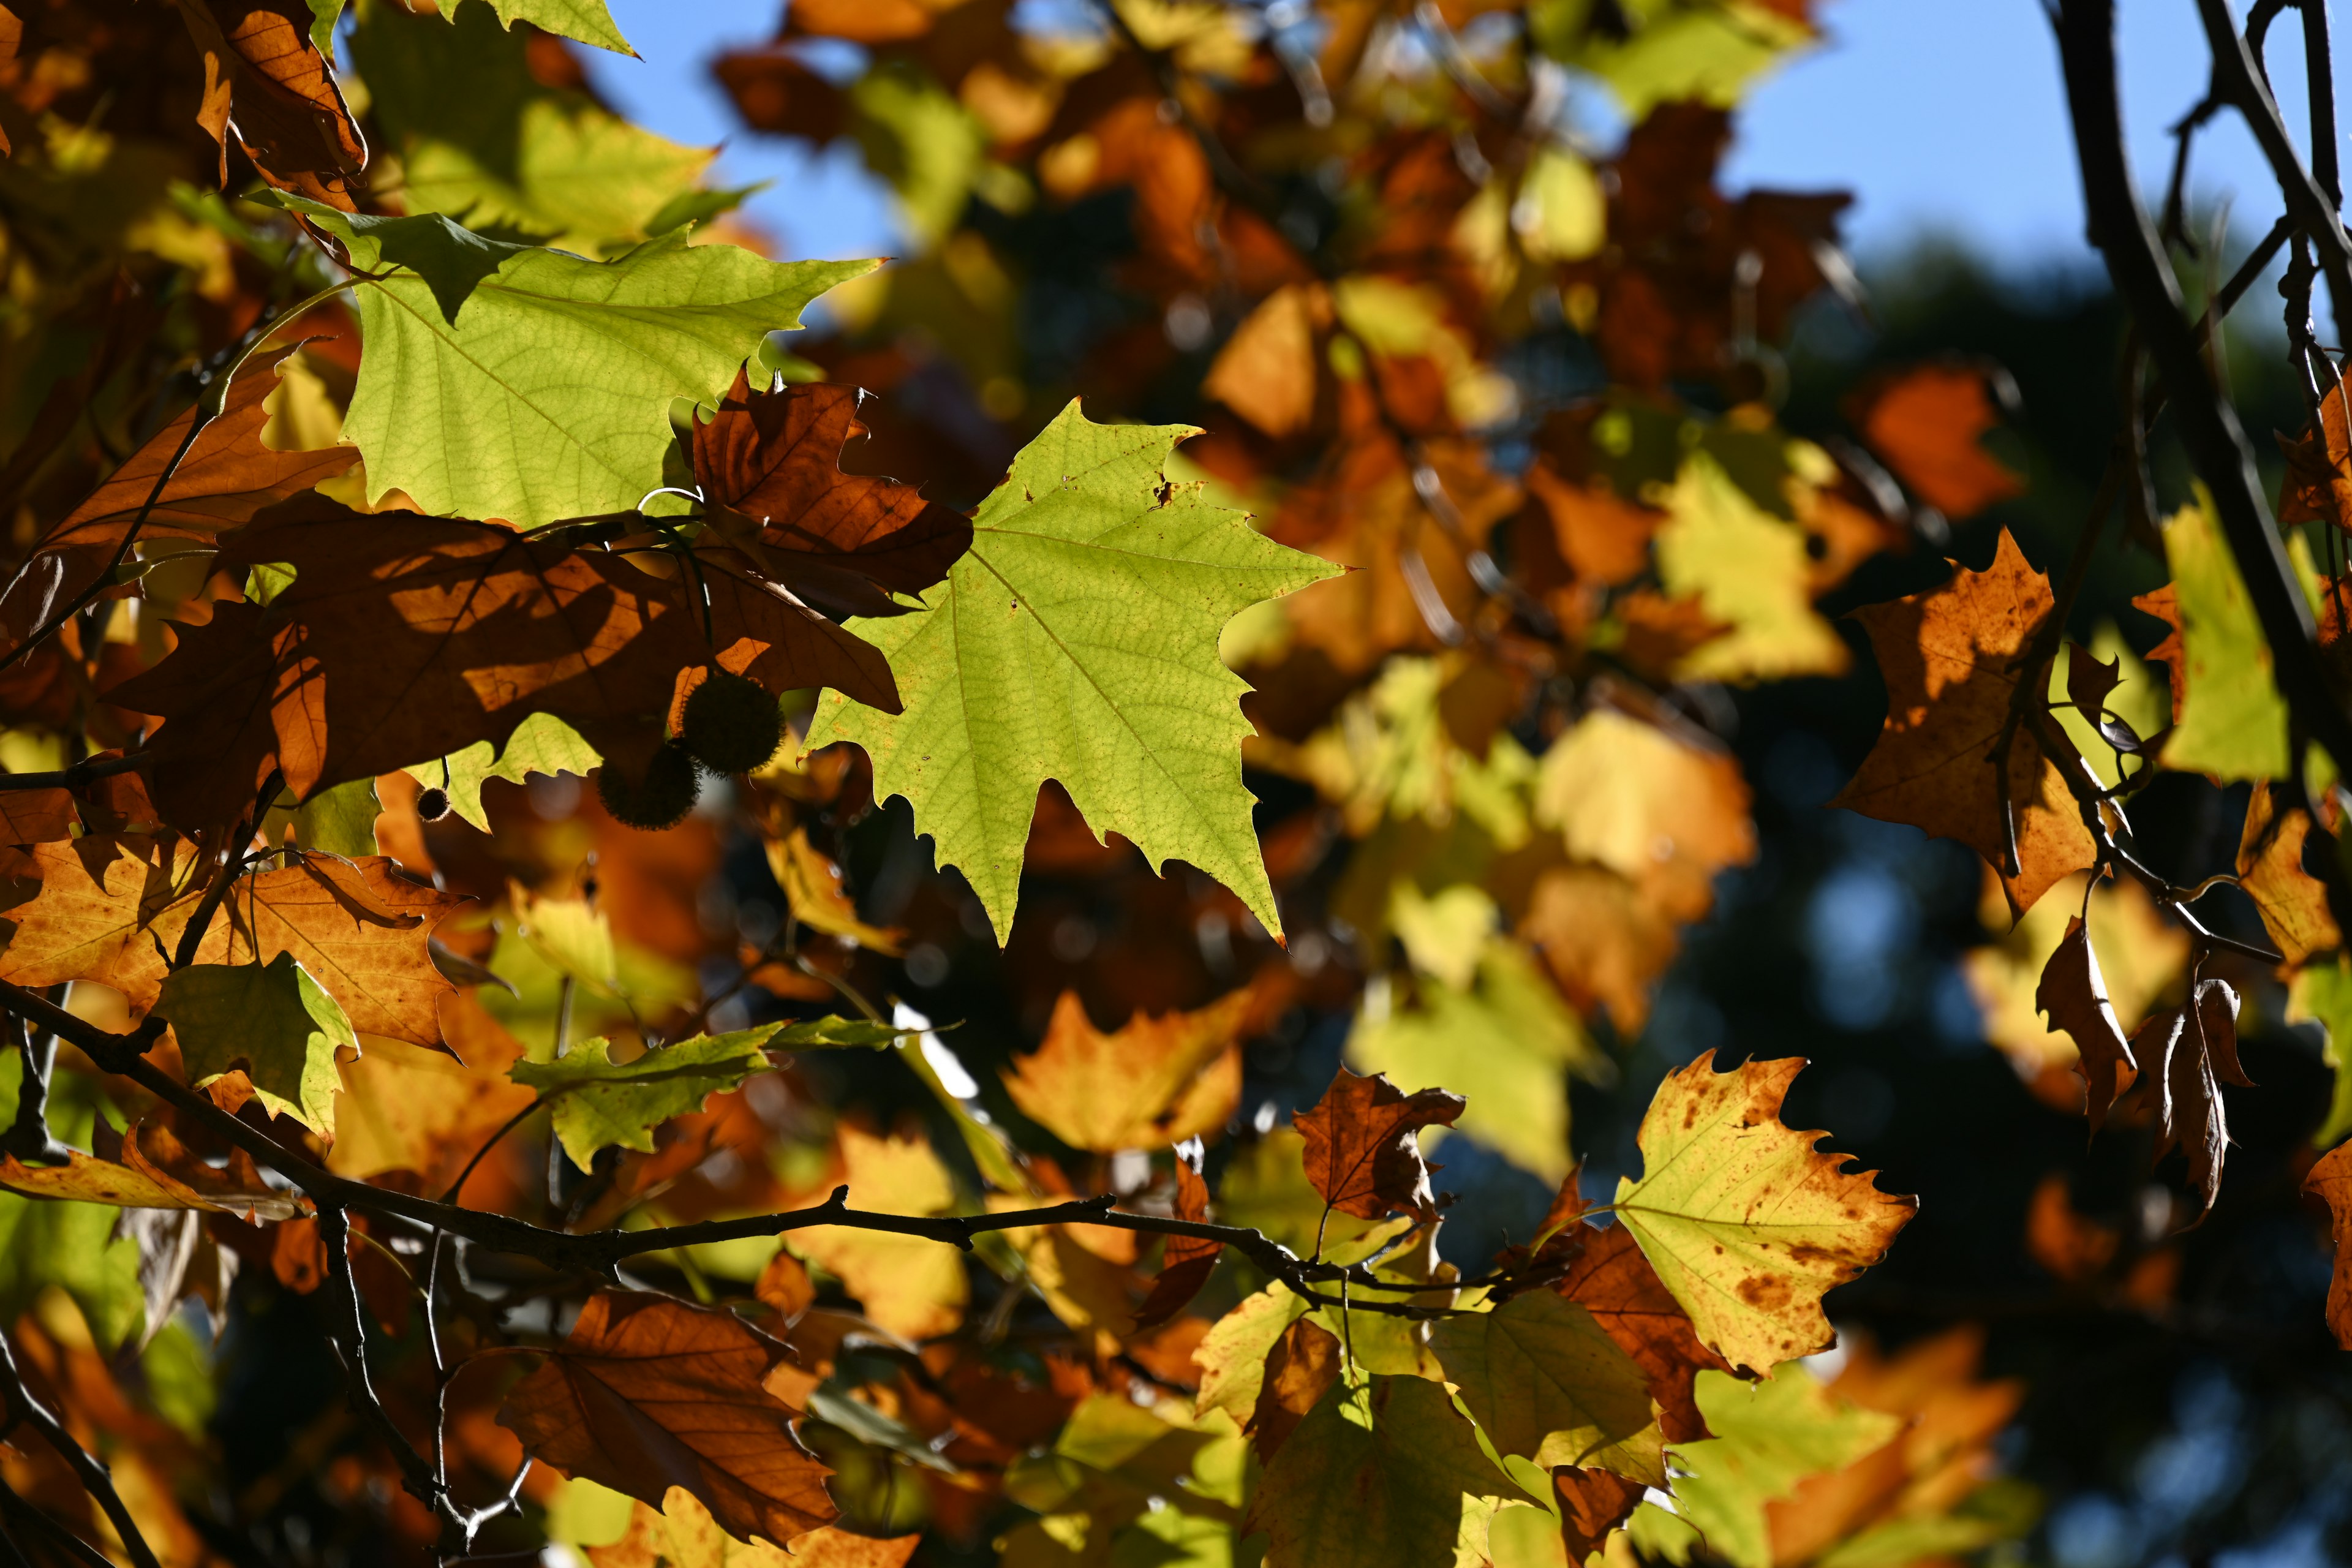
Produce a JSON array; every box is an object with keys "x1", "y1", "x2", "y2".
[
  {"x1": 1612, "y1": 1054, "x2": 1916, "y2": 1376},
  {"x1": 793, "y1": 1126, "x2": 967, "y2": 1341},
  {"x1": 1654, "y1": 454, "x2": 1847, "y2": 682}
]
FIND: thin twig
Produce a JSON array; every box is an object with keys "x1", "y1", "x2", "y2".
[{"x1": 0, "y1": 1330, "x2": 164, "y2": 1568}]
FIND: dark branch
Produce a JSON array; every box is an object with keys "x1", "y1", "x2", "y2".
[{"x1": 0, "y1": 1329, "x2": 164, "y2": 1568}]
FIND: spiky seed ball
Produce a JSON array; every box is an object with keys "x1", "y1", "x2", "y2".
[
  {"x1": 679, "y1": 672, "x2": 785, "y2": 775},
  {"x1": 415, "y1": 787, "x2": 452, "y2": 823},
  {"x1": 597, "y1": 742, "x2": 701, "y2": 831}
]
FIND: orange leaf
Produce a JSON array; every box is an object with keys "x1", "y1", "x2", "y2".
[
  {"x1": 1834, "y1": 527, "x2": 2096, "y2": 917},
  {"x1": 0, "y1": 842, "x2": 466, "y2": 1047},
  {"x1": 1552, "y1": 1466, "x2": 1645, "y2": 1561},
  {"x1": 1292, "y1": 1066, "x2": 1464, "y2": 1223},
  {"x1": 1003, "y1": 979, "x2": 1275, "y2": 1153},
  {"x1": 171, "y1": 0, "x2": 368, "y2": 209},
  {"x1": 2304, "y1": 1139, "x2": 2352, "y2": 1349},
  {"x1": 1246, "y1": 1316, "x2": 1341, "y2": 1464},
  {"x1": 498, "y1": 1291, "x2": 837, "y2": 1548},
  {"x1": 2237, "y1": 782, "x2": 2340, "y2": 967},
  {"x1": 1849, "y1": 362, "x2": 2024, "y2": 521}
]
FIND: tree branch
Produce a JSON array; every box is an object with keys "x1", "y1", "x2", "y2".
[
  {"x1": 0, "y1": 1329, "x2": 164, "y2": 1568},
  {"x1": 0, "y1": 982, "x2": 1458, "y2": 1317},
  {"x1": 2057, "y1": 0, "x2": 2352, "y2": 775}
]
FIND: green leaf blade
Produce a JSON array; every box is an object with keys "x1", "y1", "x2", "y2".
[
  {"x1": 807, "y1": 400, "x2": 1342, "y2": 943},
  {"x1": 156, "y1": 954, "x2": 358, "y2": 1136},
  {"x1": 511, "y1": 1025, "x2": 782, "y2": 1169}
]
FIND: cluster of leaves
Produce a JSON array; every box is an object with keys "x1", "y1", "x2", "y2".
[{"x1": 1, "y1": 0, "x2": 2320, "y2": 1566}]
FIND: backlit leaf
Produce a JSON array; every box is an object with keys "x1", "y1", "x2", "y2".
[
  {"x1": 1848, "y1": 363, "x2": 2024, "y2": 521},
  {"x1": 2135, "y1": 494, "x2": 2291, "y2": 781},
  {"x1": 805, "y1": 401, "x2": 1344, "y2": 943},
  {"x1": 2304, "y1": 1137, "x2": 2352, "y2": 1350},
  {"x1": 155, "y1": 952, "x2": 358, "y2": 1135},
  {"x1": 1003, "y1": 983, "x2": 1265, "y2": 1153},
  {"x1": 1612, "y1": 1053, "x2": 1916, "y2": 1375},
  {"x1": 1293, "y1": 1066, "x2": 1464, "y2": 1223},
  {"x1": 1552, "y1": 1221, "x2": 1728, "y2": 1446},
  {"x1": 511, "y1": 1025, "x2": 782, "y2": 1170},
  {"x1": 1668, "y1": 1368, "x2": 1902, "y2": 1568},
  {"x1": 499, "y1": 1291, "x2": 836, "y2": 1548},
  {"x1": 281, "y1": 198, "x2": 870, "y2": 527},
  {"x1": 1428, "y1": 1288, "x2": 1666, "y2": 1481}
]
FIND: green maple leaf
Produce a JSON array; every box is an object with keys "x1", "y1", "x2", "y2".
[
  {"x1": 804, "y1": 401, "x2": 1343, "y2": 943},
  {"x1": 1246, "y1": 1374, "x2": 1537, "y2": 1568},
  {"x1": 156, "y1": 954, "x2": 358, "y2": 1136},
  {"x1": 772, "y1": 1016, "x2": 914, "y2": 1050},
  {"x1": 407, "y1": 712, "x2": 603, "y2": 832},
  {"x1": 1667, "y1": 1369, "x2": 1901, "y2": 1568},
  {"x1": 352, "y1": 3, "x2": 710, "y2": 254},
  {"x1": 1428, "y1": 1289, "x2": 1666, "y2": 1481},
  {"x1": 2149, "y1": 491, "x2": 2302, "y2": 781},
  {"x1": 282, "y1": 197, "x2": 872, "y2": 528},
  {"x1": 511, "y1": 1026, "x2": 782, "y2": 1170},
  {"x1": 309, "y1": 0, "x2": 632, "y2": 56}
]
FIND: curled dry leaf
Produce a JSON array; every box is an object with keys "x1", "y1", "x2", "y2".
[
  {"x1": 497, "y1": 1291, "x2": 837, "y2": 1549},
  {"x1": 2035, "y1": 915, "x2": 2136, "y2": 1130},
  {"x1": 1292, "y1": 1066, "x2": 1465, "y2": 1224},
  {"x1": 1612, "y1": 1052, "x2": 1917, "y2": 1376},
  {"x1": 1834, "y1": 527, "x2": 2096, "y2": 918},
  {"x1": 2132, "y1": 977, "x2": 2252, "y2": 1218}
]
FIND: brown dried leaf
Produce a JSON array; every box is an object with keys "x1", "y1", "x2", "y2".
[
  {"x1": 2304, "y1": 1138, "x2": 2352, "y2": 1349},
  {"x1": 1552, "y1": 1222, "x2": 1726, "y2": 1444},
  {"x1": 1553, "y1": 1466, "x2": 1646, "y2": 1561},
  {"x1": 173, "y1": 0, "x2": 368, "y2": 209},
  {"x1": 1134, "y1": 1144, "x2": 1219, "y2": 1331},
  {"x1": 2036, "y1": 915, "x2": 2137, "y2": 1132},
  {"x1": 2132, "y1": 978, "x2": 2252, "y2": 1218},
  {"x1": 691, "y1": 377, "x2": 971, "y2": 620},
  {"x1": 1293, "y1": 1066, "x2": 1464, "y2": 1223},
  {"x1": 498, "y1": 1291, "x2": 837, "y2": 1548},
  {"x1": 1834, "y1": 528, "x2": 2096, "y2": 917}
]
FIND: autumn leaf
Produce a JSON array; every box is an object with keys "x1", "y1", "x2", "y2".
[
  {"x1": 0, "y1": 845, "x2": 465, "y2": 1048},
  {"x1": 2236, "y1": 782, "x2": 2339, "y2": 967},
  {"x1": 1194, "y1": 1281, "x2": 1310, "y2": 1425},
  {"x1": 1611, "y1": 1053, "x2": 1917, "y2": 1376},
  {"x1": 499, "y1": 1291, "x2": 836, "y2": 1548},
  {"x1": 350, "y1": 1, "x2": 703, "y2": 254},
  {"x1": 1668, "y1": 1368, "x2": 1903, "y2": 1568},
  {"x1": 109, "y1": 505, "x2": 893, "y2": 824},
  {"x1": 405, "y1": 712, "x2": 603, "y2": 833},
  {"x1": 1555, "y1": 1467, "x2": 1648, "y2": 1561},
  {"x1": 691, "y1": 377, "x2": 972, "y2": 620},
  {"x1": 154, "y1": 953, "x2": 358, "y2": 1135},
  {"x1": 2304, "y1": 1139, "x2": 2352, "y2": 1350},
  {"x1": 1245, "y1": 1374, "x2": 1538, "y2": 1568},
  {"x1": 1003, "y1": 984, "x2": 1265, "y2": 1153},
  {"x1": 1204, "y1": 284, "x2": 1324, "y2": 439},
  {"x1": 2132, "y1": 495, "x2": 2294, "y2": 781},
  {"x1": 2132, "y1": 977, "x2": 2251, "y2": 1216},
  {"x1": 1653, "y1": 453, "x2": 1849, "y2": 682},
  {"x1": 277, "y1": 198, "x2": 870, "y2": 527},
  {"x1": 591, "y1": 1489, "x2": 918, "y2": 1568},
  {"x1": 765, "y1": 827, "x2": 904, "y2": 955},
  {"x1": 1293, "y1": 1067, "x2": 1465, "y2": 1224},
  {"x1": 1847, "y1": 362, "x2": 2024, "y2": 521},
  {"x1": 2037, "y1": 916, "x2": 2136, "y2": 1130},
  {"x1": 1834, "y1": 527, "x2": 2097, "y2": 916},
  {"x1": 1134, "y1": 1144, "x2": 1219, "y2": 1331},
  {"x1": 806, "y1": 401, "x2": 1343, "y2": 943},
  {"x1": 172, "y1": 0, "x2": 368, "y2": 209},
  {"x1": 0, "y1": 1123, "x2": 300, "y2": 1221},
  {"x1": 791, "y1": 1124, "x2": 967, "y2": 1341},
  {"x1": 1428, "y1": 1288, "x2": 1666, "y2": 1481},
  {"x1": 511, "y1": 1025, "x2": 782, "y2": 1170},
  {"x1": 1551, "y1": 1221, "x2": 1728, "y2": 1446}
]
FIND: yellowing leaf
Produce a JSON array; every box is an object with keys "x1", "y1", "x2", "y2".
[
  {"x1": 1653, "y1": 454, "x2": 1847, "y2": 682},
  {"x1": 2142, "y1": 492, "x2": 2291, "y2": 780},
  {"x1": 511, "y1": 1027, "x2": 780, "y2": 1171},
  {"x1": 590, "y1": 1488, "x2": 919, "y2": 1568},
  {"x1": 767, "y1": 827, "x2": 904, "y2": 955},
  {"x1": 1612, "y1": 1054, "x2": 1916, "y2": 1376},
  {"x1": 792, "y1": 1125, "x2": 966, "y2": 1341},
  {"x1": 1246, "y1": 1374, "x2": 1538, "y2": 1568},
  {"x1": 1002, "y1": 984, "x2": 1262, "y2": 1153},
  {"x1": 282, "y1": 198, "x2": 871, "y2": 527},
  {"x1": 1428, "y1": 1289, "x2": 1665, "y2": 1482},
  {"x1": 155, "y1": 953, "x2": 358, "y2": 1135},
  {"x1": 1668, "y1": 1368, "x2": 1902, "y2": 1568},
  {"x1": 1196, "y1": 1282, "x2": 1311, "y2": 1425},
  {"x1": 806, "y1": 401, "x2": 1343, "y2": 942},
  {"x1": 2288, "y1": 957, "x2": 2352, "y2": 1148},
  {"x1": 1962, "y1": 867, "x2": 2185, "y2": 1080}
]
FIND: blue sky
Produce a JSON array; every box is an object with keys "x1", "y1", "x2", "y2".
[{"x1": 578, "y1": 0, "x2": 2345, "y2": 274}]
